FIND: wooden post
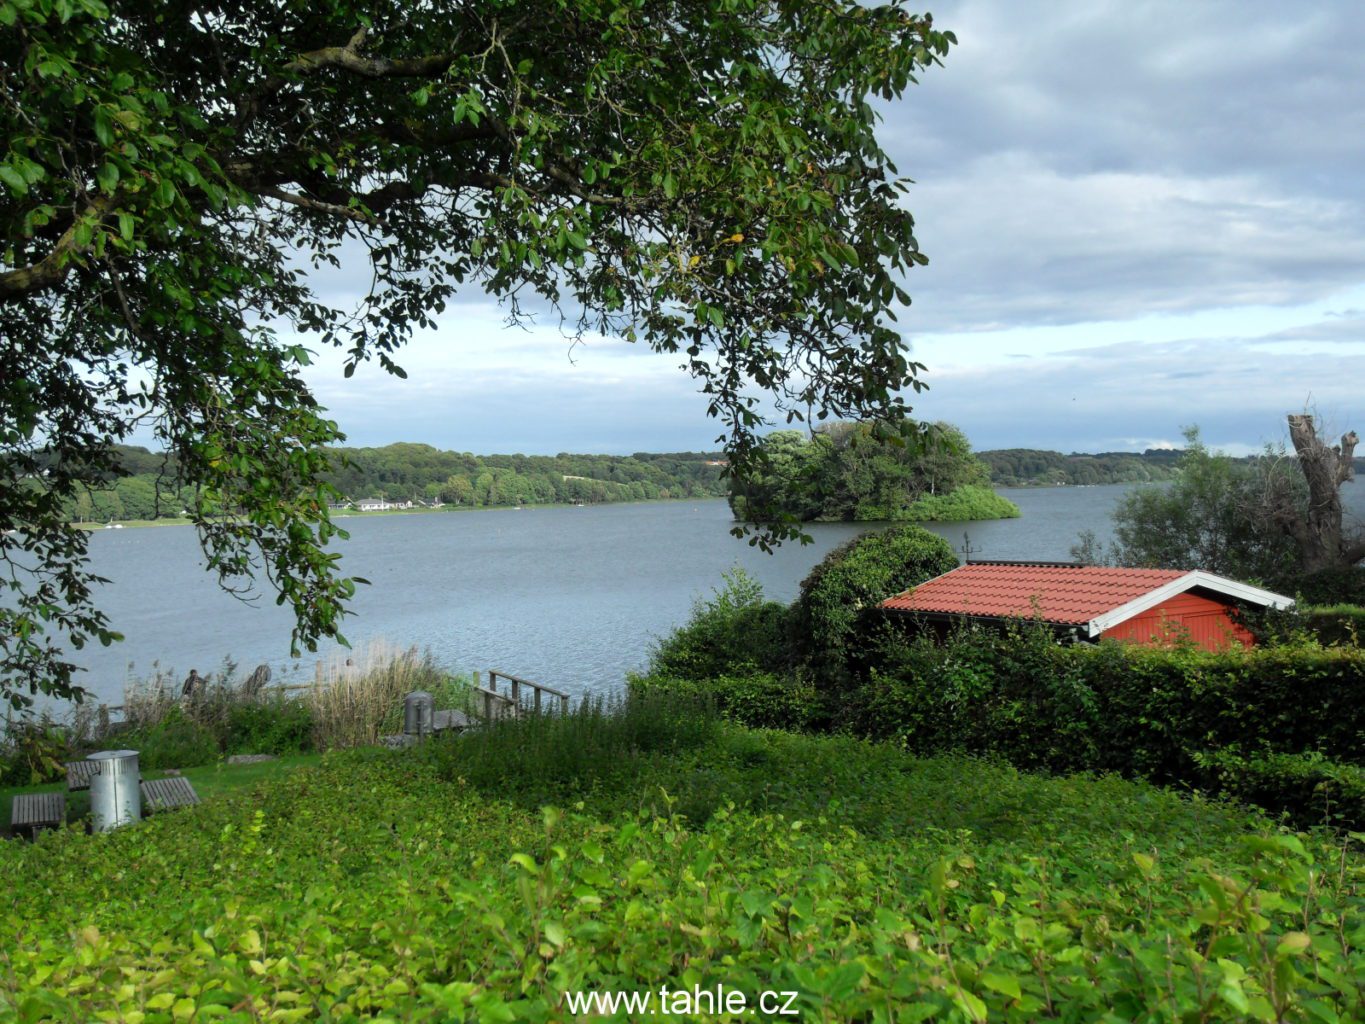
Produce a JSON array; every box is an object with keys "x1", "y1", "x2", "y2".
[
  {"x1": 534, "y1": 688, "x2": 542, "y2": 714},
  {"x1": 510, "y1": 677, "x2": 520, "y2": 708},
  {"x1": 560, "y1": 694, "x2": 569, "y2": 715}
]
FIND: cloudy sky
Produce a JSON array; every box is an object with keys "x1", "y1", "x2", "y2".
[{"x1": 299, "y1": 0, "x2": 1365, "y2": 457}]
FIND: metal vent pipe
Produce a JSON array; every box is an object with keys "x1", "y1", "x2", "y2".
[
  {"x1": 89, "y1": 750, "x2": 142, "y2": 832},
  {"x1": 403, "y1": 691, "x2": 434, "y2": 737}
]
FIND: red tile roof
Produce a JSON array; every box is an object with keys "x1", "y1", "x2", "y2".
[{"x1": 881, "y1": 563, "x2": 1188, "y2": 624}]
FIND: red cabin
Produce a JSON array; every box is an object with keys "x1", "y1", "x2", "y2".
[{"x1": 880, "y1": 561, "x2": 1294, "y2": 650}]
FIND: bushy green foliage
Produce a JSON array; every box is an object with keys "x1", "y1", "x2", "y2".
[
  {"x1": 222, "y1": 696, "x2": 316, "y2": 757},
  {"x1": 629, "y1": 671, "x2": 828, "y2": 732},
  {"x1": 901, "y1": 483, "x2": 1022, "y2": 521},
  {"x1": 118, "y1": 705, "x2": 222, "y2": 771},
  {"x1": 1194, "y1": 749, "x2": 1365, "y2": 832},
  {"x1": 1300, "y1": 604, "x2": 1365, "y2": 646},
  {"x1": 1294, "y1": 568, "x2": 1365, "y2": 606},
  {"x1": 0, "y1": 717, "x2": 72, "y2": 787},
  {"x1": 794, "y1": 525, "x2": 958, "y2": 681},
  {"x1": 2, "y1": 723, "x2": 1361, "y2": 1021},
  {"x1": 1093, "y1": 427, "x2": 1307, "y2": 586},
  {"x1": 730, "y1": 420, "x2": 1017, "y2": 523},
  {"x1": 644, "y1": 567, "x2": 792, "y2": 679}
]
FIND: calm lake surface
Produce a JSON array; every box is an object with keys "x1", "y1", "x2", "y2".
[{"x1": 62, "y1": 482, "x2": 1365, "y2": 706}]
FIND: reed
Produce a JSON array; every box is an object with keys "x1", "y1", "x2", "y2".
[{"x1": 302, "y1": 641, "x2": 464, "y2": 750}]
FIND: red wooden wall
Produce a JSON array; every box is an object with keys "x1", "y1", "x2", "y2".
[{"x1": 1100, "y1": 591, "x2": 1255, "y2": 650}]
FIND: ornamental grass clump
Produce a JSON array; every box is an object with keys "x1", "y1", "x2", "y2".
[{"x1": 305, "y1": 640, "x2": 469, "y2": 750}]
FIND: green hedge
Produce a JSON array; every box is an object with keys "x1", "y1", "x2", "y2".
[
  {"x1": 847, "y1": 628, "x2": 1365, "y2": 783},
  {"x1": 1301, "y1": 605, "x2": 1365, "y2": 646},
  {"x1": 645, "y1": 567, "x2": 793, "y2": 681},
  {"x1": 629, "y1": 672, "x2": 829, "y2": 732}
]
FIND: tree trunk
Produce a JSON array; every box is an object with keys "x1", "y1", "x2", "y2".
[{"x1": 1286, "y1": 414, "x2": 1362, "y2": 571}]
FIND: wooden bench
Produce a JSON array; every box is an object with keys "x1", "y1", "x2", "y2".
[
  {"x1": 140, "y1": 777, "x2": 200, "y2": 813},
  {"x1": 10, "y1": 792, "x2": 65, "y2": 838},
  {"x1": 65, "y1": 759, "x2": 96, "y2": 791}
]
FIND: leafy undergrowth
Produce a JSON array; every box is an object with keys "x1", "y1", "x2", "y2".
[{"x1": 1, "y1": 706, "x2": 1362, "y2": 1022}]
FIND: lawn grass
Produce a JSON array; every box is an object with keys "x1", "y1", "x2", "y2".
[{"x1": 0, "y1": 753, "x2": 321, "y2": 835}]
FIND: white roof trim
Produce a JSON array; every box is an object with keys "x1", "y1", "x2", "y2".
[{"x1": 1085, "y1": 570, "x2": 1294, "y2": 637}]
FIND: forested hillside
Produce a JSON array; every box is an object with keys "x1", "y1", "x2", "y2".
[
  {"x1": 978, "y1": 448, "x2": 1182, "y2": 486},
  {"x1": 324, "y1": 444, "x2": 728, "y2": 507},
  {"x1": 980, "y1": 447, "x2": 1365, "y2": 487},
  {"x1": 64, "y1": 445, "x2": 728, "y2": 522}
]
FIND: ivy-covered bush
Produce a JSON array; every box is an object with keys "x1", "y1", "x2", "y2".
[{"x1": 793, "y1": 524, "x2": 957, "y2": 683}]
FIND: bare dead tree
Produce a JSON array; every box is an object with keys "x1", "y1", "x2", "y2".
[{"x1": 1285, "y1": 413, "x2": 1365, "y2": 573}]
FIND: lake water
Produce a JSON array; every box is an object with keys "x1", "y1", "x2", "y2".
[{"x1": 60, "y1": 482, "x2": 1364, "y2": 706}]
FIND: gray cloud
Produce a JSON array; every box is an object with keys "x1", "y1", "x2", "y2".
[
  {"x1": 913, "y1": 315, "x2": 1365, "y2": 452},
  {"x1": 882, "y1": 1, "x2": 1365, "y2": 332}
]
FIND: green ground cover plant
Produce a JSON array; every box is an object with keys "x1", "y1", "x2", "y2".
[{"x1": 1, "y1": 703, "x2": 1361, "y2": 1022}]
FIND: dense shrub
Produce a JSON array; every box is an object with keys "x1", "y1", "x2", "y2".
[
  {"x1": 2, "y1": 730, "x2": 1361, "y2": 1021},
  {"x1": 1194, "y1": 748, "x2": 1365, "y2": 832},
  {"x1": 901, "y1": 483, "x2": 1022, "y2": 521},
  {"x1": 1287, "y1": 566, "x2": 1365, "y2": 606},
  {"x1": 1300, "y1": 604, "x2": 1365, "y2": 646},
  {"x1": 793, "y1": 524, "x2": 957, "y2": 682},
  {"x1": 645, "y1": 567, "x2": 792, "y2": 680},
  {"x1": 0, "y1": 717, "x2": 73, "y2": 786},
  {"x1": 222, "y1": 695, "x2": 316, "y2": 756},
  {"x1": 119, "y1": 704, "x2": 221, "y2": 770},
  {"x1": 629, "y1": 671, "x2": 829, "y2": 732}
]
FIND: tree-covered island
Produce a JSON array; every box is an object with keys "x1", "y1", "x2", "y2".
[{"x1": 729, "y1": 420, "x2": 1020, "y2": 522}]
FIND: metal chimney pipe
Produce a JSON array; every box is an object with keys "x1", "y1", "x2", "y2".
[
  {"x1": 89, "y1": 750, "x2": 142, "y2": 832},
  {"x1": 403, "y1": 691, "x2": 434, "y2": 738}
]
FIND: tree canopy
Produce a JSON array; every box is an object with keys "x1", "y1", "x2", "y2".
[
  {"x1": 1078, "y1": 419, "x2": 1365, "y2": 593},
  {"x1": 0, "y1": 0, "x2": 953, "y2": 705},
  {"x1": 729, "y1": 420, "x2": 1017, "y2": 523}
]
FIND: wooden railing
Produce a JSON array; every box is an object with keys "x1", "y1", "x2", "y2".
[{"x1": 475, "y1": 669, "x2": 570, "y2": 720}]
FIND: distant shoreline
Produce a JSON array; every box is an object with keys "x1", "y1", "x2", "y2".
[{"x1": 74, "y1": 496, "x2": 729, "y2": 531}]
